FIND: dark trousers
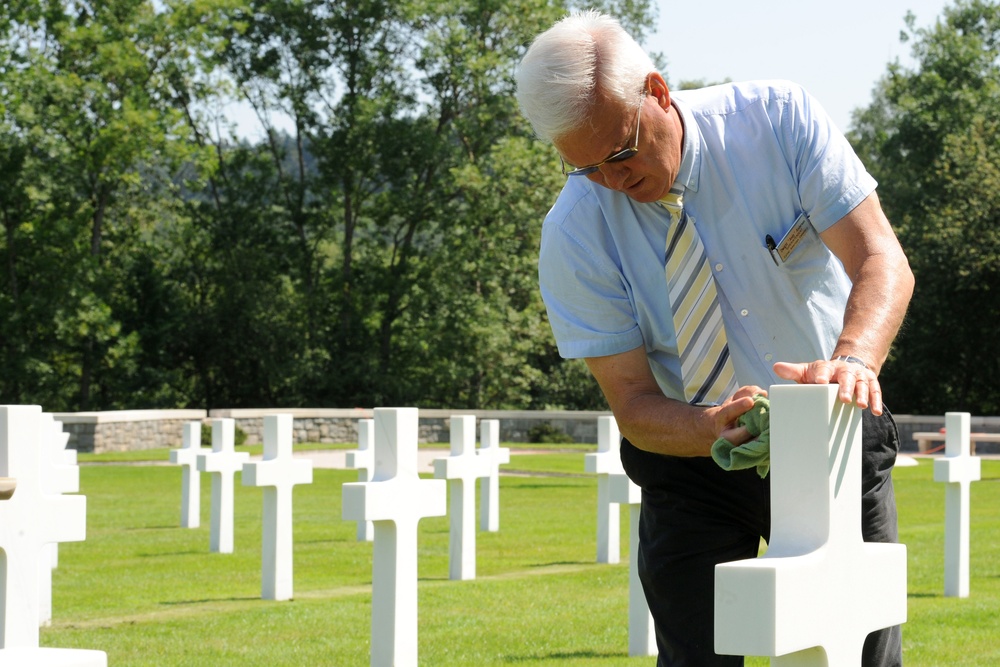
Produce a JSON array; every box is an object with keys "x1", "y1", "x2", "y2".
[{"x1": 620, "y1": 409, "x2": 903, "y2": 666}]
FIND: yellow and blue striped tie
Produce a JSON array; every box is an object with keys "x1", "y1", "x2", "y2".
[{"x1": 661, "y1": 187, "x2": 738, "y2": 405}]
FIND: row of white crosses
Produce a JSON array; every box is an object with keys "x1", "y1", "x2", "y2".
[
  {"x1": 169, "y1": 416, "x2": 313, "y2": 601},
  {"x1": 0, "y1": 405, "x2": 107, "y2": 666},
  {"x1": 586, "y1": 416, "x2": 655, "y2": 657},
  {"x1": 163, "y1": 397, "x2": 976, "y2": 665}
]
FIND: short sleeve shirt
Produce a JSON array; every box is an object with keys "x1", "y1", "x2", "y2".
[{"x1": 538, "y1": 80, "x2": 878, "y2": 401}]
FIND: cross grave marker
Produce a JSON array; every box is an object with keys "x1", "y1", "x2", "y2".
[
  {"x1": 342, "y1": 408, "x2": 446, "y2": 667},
  {"x1": 714, "y1": 385, "x2": 907, "y2": 664},
  {"x1": 477, "y1": 419, "x2": 509, "y2": 532},
  {"x1": 0, "y1": 405, "x2": 106, "y2": 666},
  {"x1": 584, "y1": 416, "x2": 624, "y2": 564},
  {"x1": 196, "y1": 419, "x2": 249, "y2": 554},
  {"x1": 243, "y1": 414, "x2": 314, "y2": 601},
  {"x1": 170, "y1": 421, "x2": 207, "y2": 528},
  {"x1": 345, "y1": 418, "x2": 375, "y2": 541},
  {"x1": 608, "y1": 472, "x2": 656, "y2": 657},
  {"x1": 433, "y1": 415, "x2": 492, "y2": 581},
  {"x1": 933, "y1": 412, "x2": 981, "y2": 598},
  {"x1": 38, "y1": 413, "x2": 79, "y2": 628}
]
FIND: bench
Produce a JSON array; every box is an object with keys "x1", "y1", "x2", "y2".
[{"x1": 912, "y1": 431, "x2": 1000, "y2": 454}]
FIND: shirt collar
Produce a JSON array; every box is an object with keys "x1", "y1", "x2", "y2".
[{"x1": 671, "y1": 98, "x2": 701, "y2": 194}]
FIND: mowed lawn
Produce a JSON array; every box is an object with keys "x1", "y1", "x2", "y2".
[{"x1": 39, "y1": 451, "x2": 1000, "y2": 666}]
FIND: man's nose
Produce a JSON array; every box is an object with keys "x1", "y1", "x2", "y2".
[{"x1": 596, "y1": 162, "x2": 630, "y2": 191}]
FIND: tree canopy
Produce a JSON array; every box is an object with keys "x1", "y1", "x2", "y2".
[
  {"x1": 851, "y1": 0, "x2": 1000, "y2": 414},
  {"x1": 2, "y1": 0, "x2": 998, "y2": 416}
]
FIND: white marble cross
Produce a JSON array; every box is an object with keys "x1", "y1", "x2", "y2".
[
  {"x1": 170, "y1": 422, "x2": 207, "y2": 528},
  {"x1": 715, "y1": 385, "x2": 907, "y2": 665},
  {"x1": 242, "y1": 414, "x2": 313, "y2": 601},
  {"x1": 38, "y1": 413, "x2": 80, "y2": 628},
  {"x1": 0, "y1": 406, "x2": 86, "y2": 650},
  {"x1": 433, "y1": 415, "x2": 492, "y2": 581},
  {"x1": 342, "y1": 408, "x2": 446, "y2": 667},
  {"x1": 0, "y1": 646, "x2": 107, "y2": 666},
  {"x1": 608, "y1": 473, "x2": 656, "y2": 657},
  {"x1": 933, "y1": 412, "x2": 981, "y2": 598},
  {"x1": 345, "y1": 418, "x2": 375, "y2": 541},
  {"x1": 196, "y1": 419, "x2": 249, "y2": 554},
  {"x1": 584, "y1": 416, "x2": 624, "y2": 564},
  {"x1": 477, "y1": 419, "x2": 509, "y2": 532}
]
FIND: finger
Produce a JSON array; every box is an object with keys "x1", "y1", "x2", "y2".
[
  {"x1": 837, "y1": 366, "x2": 858, "y2": 405},
  {"x1": 869, "y1": 377, "x2": 884, "y2": 416},
  {"x1": 719, "y1": 425, "x2": 752, "y2": 446},
  {"x1": 772, "y1": 361, "x2": 806, "y2": 383},
  {"x1": 853, "y1": 374, "x2": 870, "y2": 410}
]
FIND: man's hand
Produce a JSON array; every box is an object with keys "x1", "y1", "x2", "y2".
[
  {"x1": 772, "y1": 360, "x2": 883, "y2": 415},
  {"x1": 715, "y1": 385, "x2": 768, "y2": 446}
]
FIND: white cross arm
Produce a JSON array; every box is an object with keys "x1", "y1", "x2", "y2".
[
  {"x1": 196, "y1": 450, "x2": 250, "y2": 474},
  {"x1": 170, "y1": 447, "x2": 205, "y2": 466},
  {"x1": 934, "y1": 456, "x2": 982, "y2": 484},
  {"x1": 433, "y1": 455, "x2": 492, "y2": 481},
  {"x1": 242, "y1": 459, "x2": 313, "y2": 488},
  {"x1": 342, "y1": 478, "x2": 446, "y2": 523},
  {"x1": 585, "y1": 416, "x2": 624, "y2": 475},
  {"x1": 608, "y1": 473, "x2": 641, "y2": 505}
]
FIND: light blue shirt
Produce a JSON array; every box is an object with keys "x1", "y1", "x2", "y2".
[{"x1": 538, "y1": 80, "x2": 877, "y2": 401}]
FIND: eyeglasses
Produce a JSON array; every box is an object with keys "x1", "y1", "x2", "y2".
[{"x1": 561, "y1": 101, "x2": 642, "y2": 177}]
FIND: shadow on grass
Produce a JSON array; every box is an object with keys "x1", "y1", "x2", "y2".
[
  {"x1": 137, "y1": 550, "x2": 203, "y2": 558},
  {"x1": 501, "y1": 649, "x2": 626, "y2": 662},
  {"x1": 509, "y1": 481, "x2": 587, "y2": 490},
  {"x1": 159, "y1": 596, "x2": 259, "y2": 606}
]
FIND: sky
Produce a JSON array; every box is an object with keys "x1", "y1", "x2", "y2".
[{"x1": 649, "y1": 0, "x2": 952, "y2": 131}]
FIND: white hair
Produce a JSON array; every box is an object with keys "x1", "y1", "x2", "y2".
[{"x1": 515, "y1": 10, "x2": 656, "y2": 143}]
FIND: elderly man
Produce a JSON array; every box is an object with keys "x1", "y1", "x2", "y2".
[{"x1": 516, "y1": 11, "x2": 912, "y2": 667}]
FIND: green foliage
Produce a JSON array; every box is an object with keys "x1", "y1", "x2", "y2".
[
  {"x1": 199, "y1": 424, "x2": 248, "y2": 448},
  {"x1": 851, "y1": 0, "x2": 1000, "y2": 414},
  {"x1": 527, "y1": 422, "x2": 576, "y2": 444},
  {"x1": 0, "y1": 0, "x2": 659, "y2": 412}
]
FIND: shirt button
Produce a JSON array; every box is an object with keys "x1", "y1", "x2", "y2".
[
  {"x1": 715, "y1": 263, "x2": 723, "y2": 272},
  {"x1": 741, "y1": 309, "x2": 749, "y2": 317},
  {"x1": 765, "y1": 353, "x2": 773, "y2": 361}
]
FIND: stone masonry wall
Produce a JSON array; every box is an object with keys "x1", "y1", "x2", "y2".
[{"x1": 52, "y1": 408, "x2": 1000, "y2": 454}]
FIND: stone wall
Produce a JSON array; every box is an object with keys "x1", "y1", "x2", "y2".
[
  {"x1": 53, "y1": 410, "x2": 208, "y2": 453},
  {"x1": 51, "y1": 407, "x2": 1000, "y2": 454},
  {"x1": 207, "y1": 408, "x2": 612, "y2": 447}
]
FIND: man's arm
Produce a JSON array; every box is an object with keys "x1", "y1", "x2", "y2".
[
  {"x1": 774, "y1": 191, "x2": 914, "y2": 414},
  {"x1": 586, "y1": 346, "x2": 761, "y2": 456}
]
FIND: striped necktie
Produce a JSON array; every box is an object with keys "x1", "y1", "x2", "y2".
[{"x1": 661, "y1": 187, "x2": 738, "y2": 405}]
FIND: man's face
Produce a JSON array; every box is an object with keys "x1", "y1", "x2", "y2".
[{"x1": 553, "y1": 91, "x2": 680, "y2": 204}]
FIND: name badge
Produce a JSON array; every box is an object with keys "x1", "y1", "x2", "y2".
[{"x1": 775, "y1": 213, "x2": 810, "y2": 262}]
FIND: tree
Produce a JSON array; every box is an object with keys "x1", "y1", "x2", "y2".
[{"x1": 851, "y1": 0, "x2": 1000, "y2": 414}]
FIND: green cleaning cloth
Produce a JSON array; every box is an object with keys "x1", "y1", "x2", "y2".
[{"x1": 710, "y1": 394, "x2": 771, "y2": 478}]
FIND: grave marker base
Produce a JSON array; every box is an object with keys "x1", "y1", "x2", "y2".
[{"x1": 0, "y1": 647, "x2": 107, "y2": 666}]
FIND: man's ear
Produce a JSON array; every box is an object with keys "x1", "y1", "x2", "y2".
[{"x1": 647, "y1": 72, "x2": 671, "y2": 109}]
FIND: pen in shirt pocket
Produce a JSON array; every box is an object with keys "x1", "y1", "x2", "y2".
[{"x1": 765, "y1": 234, "x2": 780, "y2": 266}]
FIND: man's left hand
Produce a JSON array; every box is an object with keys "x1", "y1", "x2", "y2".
[{"x1": 772, "y1": 359, "x2": 883, "y2": 415}]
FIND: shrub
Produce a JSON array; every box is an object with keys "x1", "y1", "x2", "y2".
[{"x1": 527, "y1": 422, "x2": 575, "y2": 444}]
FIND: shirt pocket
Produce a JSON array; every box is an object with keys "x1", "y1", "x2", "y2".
[{"x1": 768, "y1": 212, "x2": 828, "y2": 276}]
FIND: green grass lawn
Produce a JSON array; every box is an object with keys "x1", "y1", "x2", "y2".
[{"x1": 39, "y1": 455, "x2": 1000, "y2": 666}]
